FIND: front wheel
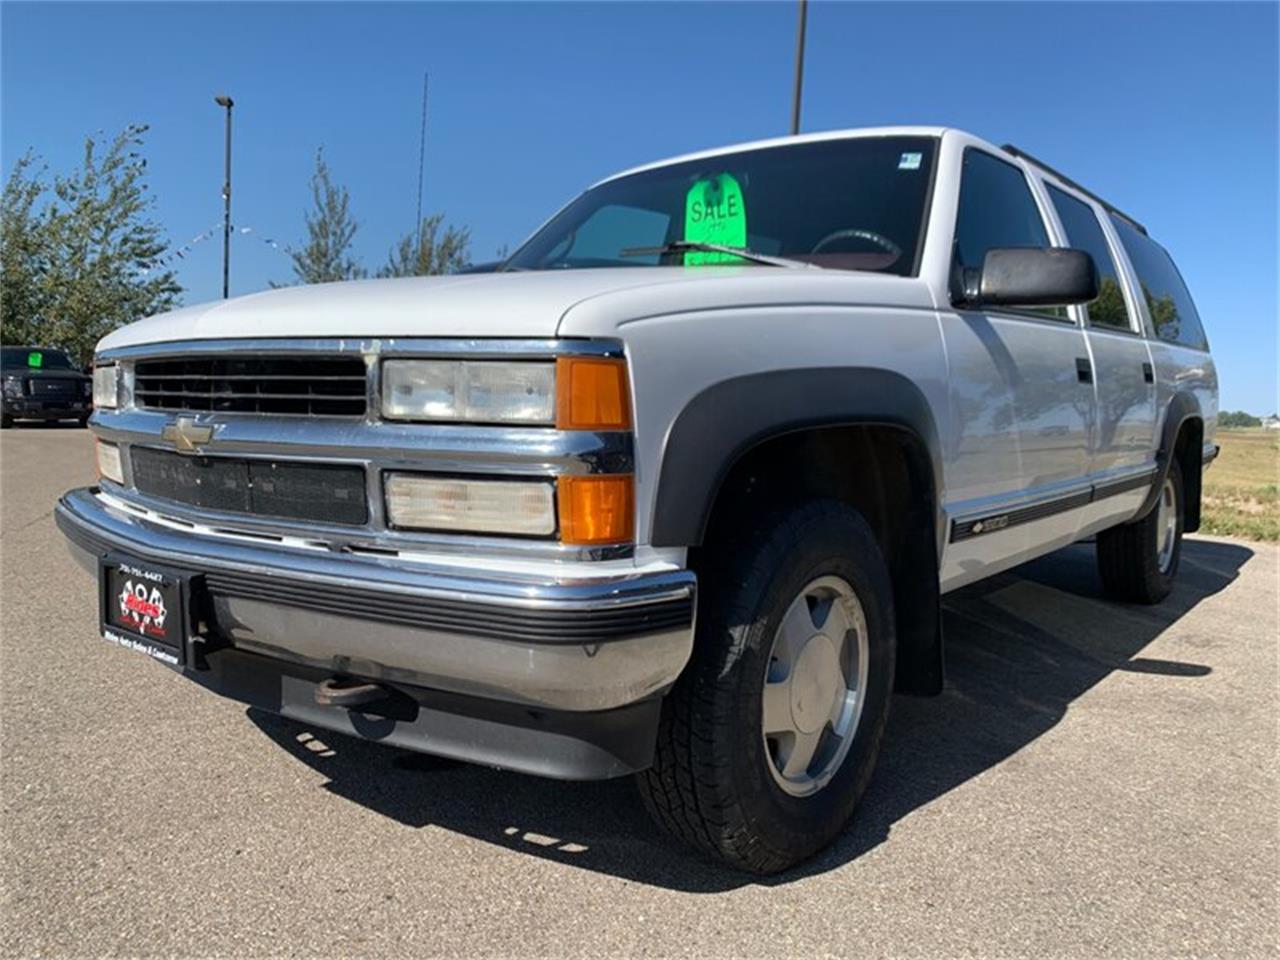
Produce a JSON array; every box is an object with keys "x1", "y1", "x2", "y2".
[
  {"x1": 1097, "y1": 467, "x2": 1184, "y2": 604},
  {"x1": 636, "y1": 500, "x2": 895, "y2": 874}
]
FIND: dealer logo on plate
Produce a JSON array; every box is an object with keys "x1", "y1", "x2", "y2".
[{"x1": 118, "y1": 580, "x2": 168, "y2": 638}]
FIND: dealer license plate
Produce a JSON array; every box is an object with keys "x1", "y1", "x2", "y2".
[{"x1": 99, "y1": 556, "x2": 189, "y2": 666}]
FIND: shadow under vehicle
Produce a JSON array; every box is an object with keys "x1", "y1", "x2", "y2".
[{"x1": 245, "y1": 537, "x2": 1250, "y2": 891}]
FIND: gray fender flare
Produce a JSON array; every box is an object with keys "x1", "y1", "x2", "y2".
[
  {"x1": 1133, "y1": 391, "x2": 1203, "y2": 527},
  {"x1": 650, "y1": 368, "x2": 944, "y2": 548},
  {"x1": 650, "y1": 367, "x2": 946, "y2": 696}
]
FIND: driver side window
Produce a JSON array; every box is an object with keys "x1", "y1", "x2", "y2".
[{"x1": 954, "y1": 149, "x2": 1063, "y2": 318}]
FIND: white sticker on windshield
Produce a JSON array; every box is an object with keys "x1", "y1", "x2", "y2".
[{"x1": 898, "y1": 152, "x2": 922, "y2": 170}]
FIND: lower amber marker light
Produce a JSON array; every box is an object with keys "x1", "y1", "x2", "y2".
[{"x1": 558, "y1": 475, "x2": 634, "y2": 545}]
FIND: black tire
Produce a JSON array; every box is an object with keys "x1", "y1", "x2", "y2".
[
  {"x1": 1097, "y1": 466, "x2": 1184, "y2": 604},
  {"x1": 636, "y1": 500, "x2": 895, "y2": 874},
  {"x1": 0, "y1": 413, "x2": 12, "y2": 429}
]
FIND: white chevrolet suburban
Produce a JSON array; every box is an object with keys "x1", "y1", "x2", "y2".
[{"x1": 59, "y1": 127, "x2": 1218, "y2": 873}]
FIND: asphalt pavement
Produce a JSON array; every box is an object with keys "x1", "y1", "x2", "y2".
[{"x1": 1, "y1": 426, "x2": 1276, "y2": 958}]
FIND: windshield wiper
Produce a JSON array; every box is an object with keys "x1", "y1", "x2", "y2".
[{"x1": 618, "y1": 240, "x2": 818, "y2": 270}]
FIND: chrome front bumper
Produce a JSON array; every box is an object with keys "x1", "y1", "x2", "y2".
[{"x1": 56, "y1": 487, "x2": 696, "y2": 714}]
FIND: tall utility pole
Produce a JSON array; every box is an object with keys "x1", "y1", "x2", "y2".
[
  {"x1": 415, "y1": 73, "x2": 429, "y2": 262},
  {"x1": 214, "y1": 94, "x2": 234, "y2": 298},
  {"x1": 790, "y1": 0, "x2": 808, "y2": 135}
]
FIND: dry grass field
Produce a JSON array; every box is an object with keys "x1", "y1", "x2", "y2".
[{"x1": 1202, "y1": 428, "x2": 1279, "y2": 542}]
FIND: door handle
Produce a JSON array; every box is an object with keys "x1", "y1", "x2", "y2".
[
  {"x1": 1076, "y1": 357, "x2": 1093, "y2": 384},
  {"x1": 1142, "y1": 362, "x2": 1154, "y2": 384}
]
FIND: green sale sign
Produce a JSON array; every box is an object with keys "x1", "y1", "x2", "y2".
[{"x1": 683, "y1": 173, "x2": 746, "y2": 264}]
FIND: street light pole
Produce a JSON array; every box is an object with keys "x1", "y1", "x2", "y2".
[
  {"x1": 214, "y1": 94, "x2": 234, "y2": 299},
  {"x1": 790, "y1": 0, "x2": 808, "y2": 135}
]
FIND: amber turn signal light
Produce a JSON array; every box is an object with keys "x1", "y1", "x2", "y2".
[
  {"x1": 555, "y1": 357, "x2": 631, "y2": 431},
  {"x1": 558, "y1": 475, "x2": 634, "y2": 545}
]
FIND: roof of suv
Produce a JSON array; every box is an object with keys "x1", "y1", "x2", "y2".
[
  {"x1": 593, "y1": 125, "x2": 954, "y2": 187},
  {"x1": 1002, "y1": 143, "x2": 1147, "y2": 234}
]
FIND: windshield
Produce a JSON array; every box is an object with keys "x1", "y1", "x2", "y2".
[
  {"x1": 507, "y1": 135, "x2": 938, "y2": 275},
  {"x1": 0, "y1": 347, "x2": 78, "y2": 371}
]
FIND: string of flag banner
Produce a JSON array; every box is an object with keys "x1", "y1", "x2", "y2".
[{"x1": 141, "y1": 223, "x2": 287, "y2": 274}]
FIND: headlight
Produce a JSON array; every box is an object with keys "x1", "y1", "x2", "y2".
[
  {"x1": 82, "y1": 380, "x2": 92, "y2": 398},
  {"x1": 382, "y1": 360, "x2": 555, "y2": 424},
  {"x1": 2, "y1": 376, "x2": 22, "y2": 399},
  {"x1": 380, "y1": 356, "x2": 633, "y2": 430},
  {"x1": 92, "y1": 364, "x2": 119, "y2": 409},
  {"x1": 385, "y1": 473, "x2": 556, "y2": 536},
  {"x1": 95, "y1": 441, "x2": 124, "y2": 485}
]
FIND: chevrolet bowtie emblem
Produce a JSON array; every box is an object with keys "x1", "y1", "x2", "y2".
[{"x1": 161, "y1": 416, "x2": 214, "y2": 454}]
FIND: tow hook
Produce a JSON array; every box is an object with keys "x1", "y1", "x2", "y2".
[{"x1": 315, "y1": 677, "x2": 388, "y2": 708}]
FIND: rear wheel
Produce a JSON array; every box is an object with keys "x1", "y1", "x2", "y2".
[
  {"x1": 636, "y1": 500, "x2": 895, "y2": 874},
  {"x1": 1097, "y1": 467, "x2": 1183, "y2": 604}
]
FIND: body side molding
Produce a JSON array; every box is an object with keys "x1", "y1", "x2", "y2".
[{"x1": 950, "y1": 467, "x2": 1157, "y2": 542}]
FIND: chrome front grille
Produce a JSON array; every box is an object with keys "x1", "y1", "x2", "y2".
[
  {"x1": 134, "y1": 355, "x2": 367, "y2": 416},
  {"x1": 130, "y1": 446, "x2": 370, "y2": 525},
  {"x1": 94, "y1": 337, "x2": 633, "y2": 561}
]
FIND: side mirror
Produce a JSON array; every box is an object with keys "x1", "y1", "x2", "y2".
[{"x1": 957, "y1": 247, "x2": 1099, "y2": 309}]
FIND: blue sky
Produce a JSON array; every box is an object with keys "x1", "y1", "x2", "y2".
[{"x1": 2, "y1": 1, "x2": 1276, "y2": 412}]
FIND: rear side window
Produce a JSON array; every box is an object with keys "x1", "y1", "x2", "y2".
[
  {"x1": 1110, "y1": 216, "x2": 1208, "y2": 350},
  {"x1": 954, "y1": 150, "x2": 1062, "y2": 318},
  {"x1": 1046, "y1": 186, "x2": 1133, "y2": 331}
]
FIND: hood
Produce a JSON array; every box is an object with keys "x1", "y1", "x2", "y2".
[
  {"x1": 96, "y1": 269, "x2": 737, "y2": 352},
  {"x1": 97, "y1": 267, "x2": 936, "y2": 353}
]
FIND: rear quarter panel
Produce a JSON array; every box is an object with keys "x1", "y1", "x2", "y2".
[{"x1": 1150, "y1": 341, "x2": 1219, "y2": 448}]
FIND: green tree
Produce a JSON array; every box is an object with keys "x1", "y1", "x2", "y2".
[
  {"x1": 285, "y1": 149, "x2": 365, "y2": 284},
  {"x1": 1220, "y1": 410, "x2": 1262, "y2": 429},
  {"x1": 0, "y1": 152, "x2": 51, "y2": 346},
  {"x1": 378, "y1": 213, "x2": 471, "y2": 277},
  {"x1": 1, "y1": 126, "x2": 179, "y2": 362}
]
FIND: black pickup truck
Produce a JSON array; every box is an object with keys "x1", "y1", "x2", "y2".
[{"x1": 1, "y1": 346, "x2": 92, "y2": 428}]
